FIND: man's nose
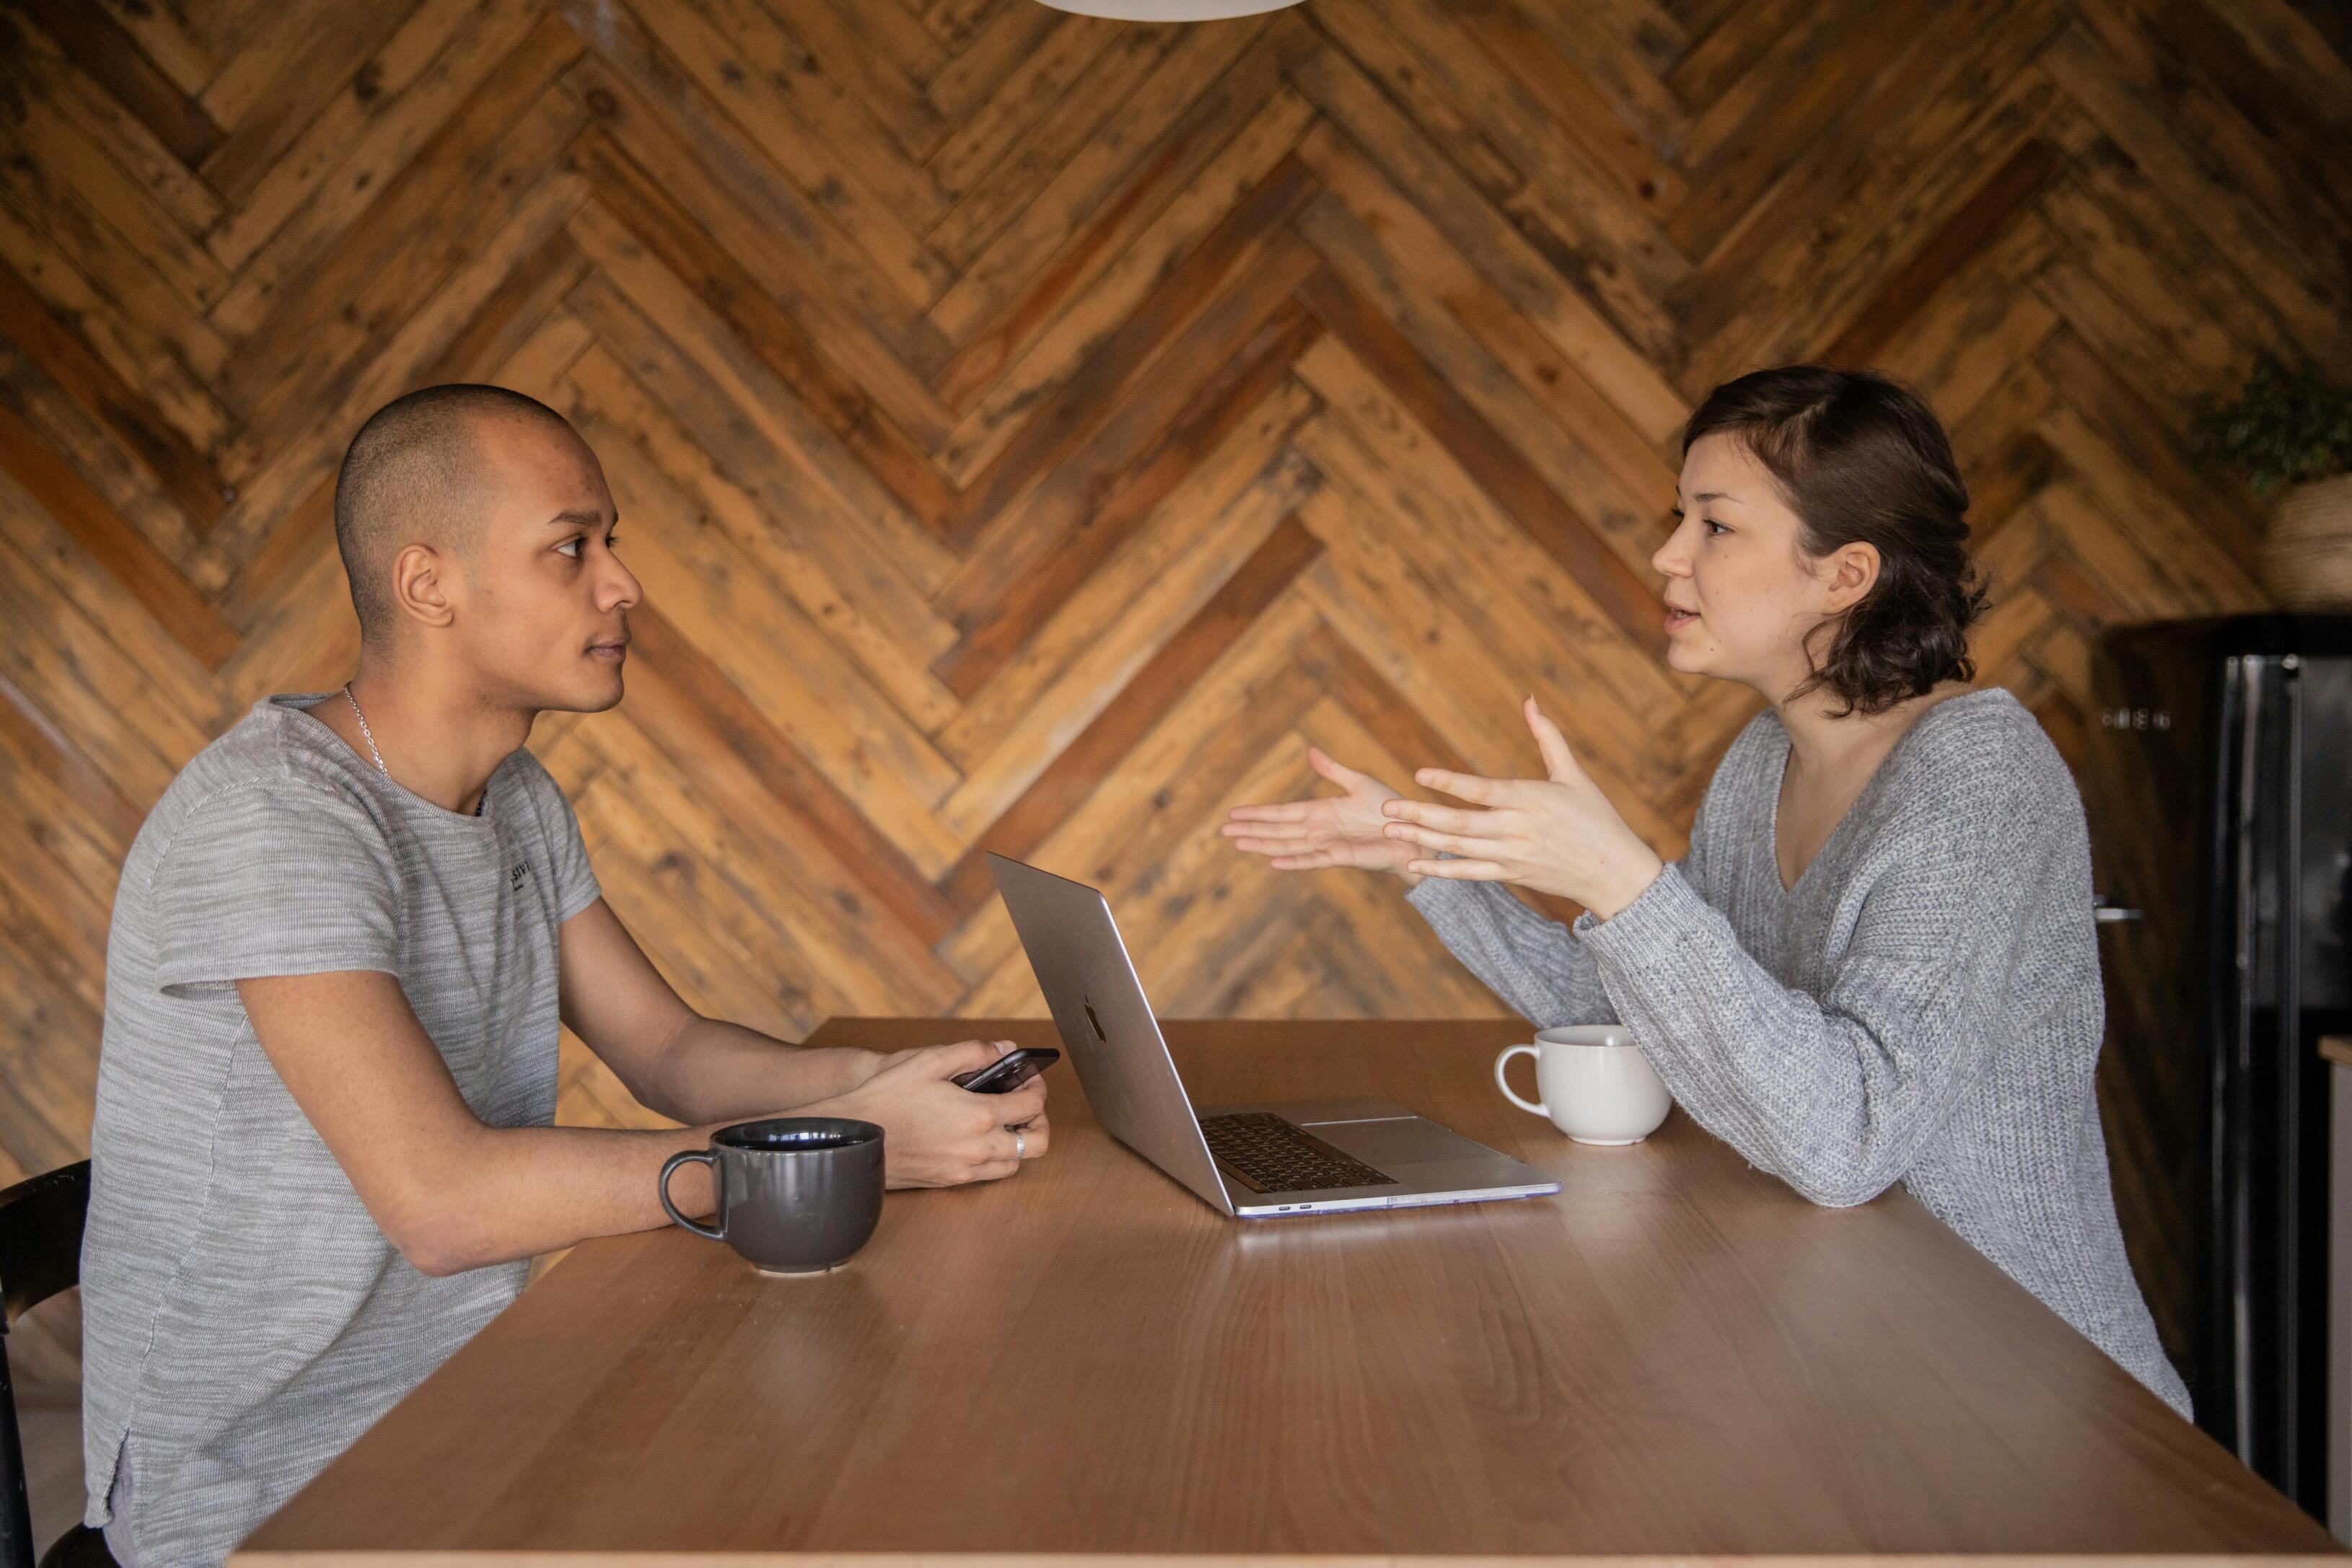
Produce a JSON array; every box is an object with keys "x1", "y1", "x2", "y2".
[{"x1": 602, "y1": 560, "x2": 643, "y2": 611}]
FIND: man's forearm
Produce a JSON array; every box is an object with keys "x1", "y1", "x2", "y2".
[
  {"x1": 633, "y1": 1014, "x2": 874, "y2": 1127},
  {"x1": 395, "y1": 1023, "x2": 874, "y2": 1277},
  {"x1": 395, "y1": 1121, "x2": 726, "y2": 1277}
]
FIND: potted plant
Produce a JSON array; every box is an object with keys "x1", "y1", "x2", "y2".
[{"x1": 2189, "y1": 353, "x2": 2352, "y2": 609}]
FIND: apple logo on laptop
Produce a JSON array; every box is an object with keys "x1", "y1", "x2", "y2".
[{"x1": 1084, "y1": 1000, "x2": 1107, "y2": 1042}]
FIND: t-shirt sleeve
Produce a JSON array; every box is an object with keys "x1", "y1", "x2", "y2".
[
  {"x1": 521, "y1": 754, "x2": 600, "y2": 922},
  {"x1": 149, "y1": 782, "x2": 403, "y2": 998}
]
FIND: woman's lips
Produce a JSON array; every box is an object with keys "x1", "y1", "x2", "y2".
[{"x1": 1664, "y1": 607, "x2": 1698, "y2": 633}]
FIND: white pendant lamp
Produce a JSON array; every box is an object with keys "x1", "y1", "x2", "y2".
[{"x1": 1035, "y1": 0, "x2": 1306, "y2": 18}]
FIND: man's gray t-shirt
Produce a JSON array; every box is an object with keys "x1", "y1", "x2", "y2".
[{"x1": 80, "y1": 692, "x2": 601, "y2": 1567}]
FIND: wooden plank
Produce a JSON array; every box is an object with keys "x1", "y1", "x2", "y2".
[
  {"x1": 0, "y1": 94, "x2": 227, "y2": 319},
  {"x1": 934, "y1": 159, "x2": 1320, "y2": 542},
  {"x1": 0, "y1": 18, "x2": 223, "y2": 237},
  {"x1": 0, "y1": 397, "x2": 239, "y2": 669},
  {"x1": 934, "y1": 87, "x2": 1316, "y2": 481},
  {"x1": 206, "y1": 0, "x2": 556, "y2": 328},
  {"x1": 926, "y1": 12, "x2": 1113, "y2": 204},
  {"x1": 1357, "y1": 0, "x2": 1689, "y2": 318},
  {"x1": 563, "y1": 203, "x2": 960, "y2": 595},
  {"x1": 0, "y1": 146, "x2": 229, "y2": 391},
  {"x1": 220, "y1": 16, "x2": 588, "y2": 428},
  {"x1": 631, "y1": 0, "x2": 952, "y2": 304},
  {"x1": 571, "y1": 701, "x2": 964, "y2": 1012},
  {"x1": 939, "y1": 589, "x2": 1327, "y2": 983},
  {"x1": 2032, "y1": 324, "x2": 2262, "y2": 568},
  {"x1": 931, "y1": 14, "x2": 1271, "y2": 351},
  {"x1": 1294, "y1": 122, "x2": 1677, "y2": 513},
  {"x1": 938, "y1": 441, "x2": 1320, "y2": 836},
  {"x1": 555, "y1": 10, "x2": 957, "y2": 381},
  {"x1": 1825, "y1": 139, "x2": 2061, "y2": 369},
  {"x1": 0, "y1": 257, "x2": 232, "y2": 529},
  {"x1": 203, "y1": 167, "x2": 592, "y2": 569},
  {"x1": 939, "y1": 514, "x2": 1325, "y2": 912},
  {"x1": 2037, "y1": 25, "x2": 2350, "y2": 356},
  {"x1": 559, "y1": 270, "x2": 956, "y2": 673},
  {"x1": 1673, "y1": 0, "x2": 2052, "y2": 345},
  {"x1": 925, "y1": 20, "x2": 1178, "y2": 270},
  {"x1": 560, "y1": 56, "x2": 953, "y2": 449},
  {"x1": 936, "y1": 376, "x2": 1320, "y2": 765},
  {"x1": 1683, "y1": 62, "x2": 2061, "y2": 396},
  {"x1": 936, "y1": 308, "x2": 1323, "y2": 703},
  {"x1": 2076, "y1": 0, "x2": 2352, "y2": 264},
  {"x1": 567, "y1": 345, "x2": 960, "y2": 734},
  {"x1": 760, "y1": 0, "x2": 949, "y2": 164},
  {"x1": 10, "y1": 0, "x2": 221, "y2": 165},
  {"x1": 1292, "y1": 180, "x2": 1670, "y2": 586},
  {"x1": 574, "y1": 406, "x2": 967, "y2": 873},
  {"x1": 923, "y1": 0, "x2": 1073, "y2": 123},
  {"x1": 86, "y1": 0, "x2": 216, "y2": 97},
  {"x1": 613, "y1": 609, "x2": 961, "y2": 949},
  {"x1": 564, "y1": 128, "x2": 952, "y2": 529},
  {"x1": 196, "y1": 0, "x2": 419, "y2": 201},
  {"x1": 1287, "y1": 38, "x2": 1688, "y2": 446},
  {"x1": 1295, "y1": 267, "x2": 1667, "y2": 661}
]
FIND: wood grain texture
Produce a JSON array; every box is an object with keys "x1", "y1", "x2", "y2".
[
  {"x1": 234, "y1": 1018, "x2": 2342, "y2": 1563},
  {"x1": 4, "y1": 0, "x2": 2348, "y2": 1392}
]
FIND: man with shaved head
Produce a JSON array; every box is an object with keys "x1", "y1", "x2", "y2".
[{"x1": 79, "y1": 385, "x2": 1049, "y2": 1567}]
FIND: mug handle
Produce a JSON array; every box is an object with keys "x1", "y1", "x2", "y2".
[
  {"x1": 1495, "y1": 1044, "x2": 1548, "y2": 1116},
  {"x1": 659, "y1": 1149, "x2": 725, "y2": 1240}
]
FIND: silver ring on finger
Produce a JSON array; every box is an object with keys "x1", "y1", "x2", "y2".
[{"x1": 1014, "y1": 1127, "x2": 1027, "y2": 1160}]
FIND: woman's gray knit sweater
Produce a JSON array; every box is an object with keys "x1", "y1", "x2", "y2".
[{"x1": 1406, "y1": 687, "x2": 2191, "y2": 1417}]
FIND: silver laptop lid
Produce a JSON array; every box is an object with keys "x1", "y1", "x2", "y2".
[{"x1": 986, "y1": 853, "x2": 1234, "y2": 1215}]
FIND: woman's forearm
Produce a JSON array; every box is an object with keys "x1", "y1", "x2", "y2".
[{"x1": 1406, "y1": 877, "x2": 1616, "y2": 1027}]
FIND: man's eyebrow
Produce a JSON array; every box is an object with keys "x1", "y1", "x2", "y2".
[{"x1": 545, "y1": 508, "x2": 617, "y2": 527}]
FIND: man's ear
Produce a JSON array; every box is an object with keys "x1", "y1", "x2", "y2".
[
  {"x1": 1818, "y1": 540, "x2": 1881, "y2": 615},
  {"x1": 389, "y1": 542, "x2": 457, "y2": 630}
]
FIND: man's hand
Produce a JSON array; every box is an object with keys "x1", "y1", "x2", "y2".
[{"x1": 809, "y1": 1039, "x2": 1051, "y2": 1188}]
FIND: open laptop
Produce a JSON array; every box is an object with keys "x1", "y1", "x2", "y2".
[{"x1": 988, "y1": 853, "x2": 1561, "y2": 1217}]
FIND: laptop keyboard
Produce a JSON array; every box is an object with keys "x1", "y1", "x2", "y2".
[{"x1": 1198, "y1": 1111, "x2": 1399, "y2": 1194}]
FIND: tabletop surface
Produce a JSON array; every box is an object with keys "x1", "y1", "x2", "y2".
[{"x1": 237, "y1": 1018, "x2": 2341, "y2": 1564}]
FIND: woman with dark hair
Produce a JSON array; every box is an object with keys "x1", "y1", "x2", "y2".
[{"x1": 1224, "y1": 364, "x2": 2190, "y2": 1417}]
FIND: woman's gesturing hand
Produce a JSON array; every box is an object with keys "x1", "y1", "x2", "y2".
[
  {"x1": 1221, "y1": 746, "x2": 1422, "y2": 881},
  {"x1": 1379, "y1": 698, "x2": 1665, "y2": 919}
]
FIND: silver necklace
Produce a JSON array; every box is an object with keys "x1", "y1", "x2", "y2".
[
  {"x1": 342, "y1": 682, "x2": 387, "y2": 775},
  {"x1": 340, "y1": 682, "x2": 485, "y2": 816}
]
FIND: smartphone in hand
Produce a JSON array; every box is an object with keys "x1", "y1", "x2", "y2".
[{"x1": 951, "y1": 1047, "x2": 1059, "y2": 1094}]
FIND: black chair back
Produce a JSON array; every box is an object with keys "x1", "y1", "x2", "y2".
[{"x1": 0, "y1": 1162, "x2": 92, "y2": 1568}]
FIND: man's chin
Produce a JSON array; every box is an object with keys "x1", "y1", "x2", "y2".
[{"x1": 529, "y1": 666, "x2": 627, "y2": 715}]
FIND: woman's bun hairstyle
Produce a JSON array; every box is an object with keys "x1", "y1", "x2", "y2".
[{"x1": 1682, "y1": 366, "x2": 1990, "y2": 715}]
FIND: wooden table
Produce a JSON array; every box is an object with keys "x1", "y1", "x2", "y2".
[{"x1": 237, "y1": 1019, "x2": 2342, "y2": 1564}]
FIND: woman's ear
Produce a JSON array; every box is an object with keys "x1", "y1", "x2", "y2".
[{"x1": 1818, "y1": 540, "x2": 1880, "y2": 614}]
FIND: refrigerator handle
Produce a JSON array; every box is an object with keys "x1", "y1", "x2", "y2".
[{"x1": 2227, "y1": 655, "x2": 2262, "y2": 1463}]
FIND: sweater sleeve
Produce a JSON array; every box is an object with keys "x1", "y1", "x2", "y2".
[
  {"x1": 1571, "y1": 796, "x2": 2056, "y2": 1208},
  {"x1": 1403, "y1": 876, "x2": 1617, "y2": 1027},
  {"x1": 1401, "y1": 782, "x2": 1721, "y2": 1030}
]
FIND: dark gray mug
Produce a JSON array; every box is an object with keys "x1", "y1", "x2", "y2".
[{"x1": 659, "y1": 1117, "x2": 885, "y2": 1275}]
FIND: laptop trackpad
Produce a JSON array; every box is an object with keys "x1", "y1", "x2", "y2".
[{"x1": 1312, "y1": 1115, "x2": 1497, "y2": 1170}]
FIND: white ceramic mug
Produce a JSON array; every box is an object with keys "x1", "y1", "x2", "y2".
[{"x1": 1494, "y1": 1026, "x2": 1673, "y2": 1145}]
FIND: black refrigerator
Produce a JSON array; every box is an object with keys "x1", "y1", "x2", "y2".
[{"x1": 2083, "y1": 614, "x2": 2351, "y2": 1528}]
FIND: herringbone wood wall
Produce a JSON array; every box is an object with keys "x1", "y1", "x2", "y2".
[{"x1": 3, "y1": 0, "x2": 2349, "y2": 1373}]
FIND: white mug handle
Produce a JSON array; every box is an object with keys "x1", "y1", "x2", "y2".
[{"x1": 1495, "y1": 1044, "x2": 1547, "y2": 1116}]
